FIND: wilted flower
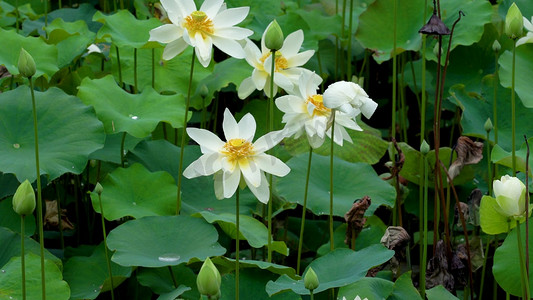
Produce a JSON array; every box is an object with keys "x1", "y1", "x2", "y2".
[
  {"x1": 197, "y1": 257, "x2": 221, "y2": 298},
  {"x1": 12, "y1": 180, "x2": 36, "y2": 216},
  {"x1": 505, "y1": 3, "x2": 524, "y2": 40},
  {"x1": 183, "y1": 108, "x2": 290, "y2": 203},
  {"x1": 303, "y1": 267, "x2": 319, "y2": 291},
  {"x1": 276, "y1": 72, "x2": 363, "y2": 148},
  {"x1": 517, "y1": 16, "x2": 533, "y2": 46},
  {"x1": 418, "y1": 13, "x2": 451, "y2": 35},
  {"x1": 238, "y1": 28, "x2": 316, "y2": 99},
  {"x1": 322, "y1": 81, "x2": 378, "y2": 119},
  {"x1": 148, "y1": 0, "x2": 253, "y2": 67}
]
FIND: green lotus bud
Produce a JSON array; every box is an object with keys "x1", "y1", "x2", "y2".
[
  {"x1": 18, "y1": 48, "x2": 36, "y2": 78},
  {"x1": 304, "y1": 267, "x2": 319, "y2": 291},
  {"x1": 200, "y1": 84, "x2": 209, "y2": 98},
  {"x1": 484, "y1": 118, "x2": 493, "y2": 132},
  {"x1": 94, "y1": 182, "x2": 104, "y2": 195},
  {"x1": 197, "y1": 257, "x2": 221, "y2": 298},
  {"x1": 12, "y1": 180, "x2": 36, "y2": 216},
  {"x1": 505, "y1": 3, "x2": 524, "y2": 40},
  {"x1": 264, "y1": 20, "x2": 284, "y2": 51},
  {"x1": 420, "y1": 140, "x2": 430, "y2": 155},
  {"x1": 492, "y1": 40, "x2": 501, "y2": 53}
]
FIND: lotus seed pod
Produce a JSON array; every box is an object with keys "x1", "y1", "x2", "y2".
[
  {"x1": 264, "y1": 20, "x2": 284, "y2": 51},
  {"x1": 492, "y1": 40, "x2": 501, "y2": 52},
  {"x1": 420, "y1": 140, "x2": 430, "y2": 155},
  {"x1": 197, "y1": 257, "x2": 221, "y2": 297},
  {"x1": 12, "y1": 180, "x2": 36, "y2": 216},
  {"x1": 505, "y1": 3, "x2": 524, "y2": 40},
  {"x1": 94, "y1": 182, "x2": 104, "y2": 195},
  {"x1": 304, "y1": 267, "x2": 319, "y2": 291},
  {"x1": 484, "y1": 118, "x2": 493, "y2": 132},
  {"x1": 18, "y1": 48, "x2": 36, "y2": 78}
]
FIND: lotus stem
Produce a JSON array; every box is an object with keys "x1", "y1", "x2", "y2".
[
  {"x1": 21, "y1": 215, "x2": 26, "y2": 300},
  {"x1": 511, "y1": 42, "x2": 517, "y2": 174},
  {"x1": 517, "y1": 221, "x2": 530, "y2": 299},
  {"x1": 297, "y1": 147, "x2": 313, "y2": 274},
  {"x1": 97, "y1": 190, "x2": 115, "y2": 300},
  {"x1": 329, "y1": 112, "x2": 336, "y2": 251},
  {"x1": 235, "y1": 188, "x2": 240, "y2": 300},
  {"x1": 116, "y1": 47, "x2": 123, "y2": 88},
  {"x1": 420, "y1": 152, "x2": 429, "y2": 298},
  {"x1": 120, "y1": 132, "x2": 126, "y2": 168},
  {"x1": 267, "y1": 49, "x2": 276, "y2": 263}
]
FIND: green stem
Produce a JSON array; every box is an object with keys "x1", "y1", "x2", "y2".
[
  {"x1": 167, "y1": 266, "x2": 178, "y2": 288},
  {"x1": 310, "y1": 289, "x2": 314, "y2": 300},
  {"x1": 486, "y1": 130, "x2": 492, "y2": 195},
  {"x1": 346, "y1": 0, "x2": 353, "y2": 80},
  {"x1": 116, "y1": 47, "x2": 123, "y2": 88},
  {"x1": 98, "y1": 192, "x2": 115, "y2": 300},
  {"x1": 235, "y1": 188, "x2": 240, "y2": 300},
  {"x1": 296, "y1": 147, "x2": 313, "y2": 275},
  {"x1": 21, "y1": 215, "x2": 26, "y2": 300},
  {"x1": 120, "y1": 132, "x2": 126, "y2": 168},
  {"x1": 479, "y1": 236, "x2": 491, "y2": 300},
  {"x1": 29, "y1": 77, "x2": 46, "y2": 300},
  {"x1": 516, "y1": 221, "x2": 530, "y2": 299},
  {"x1": 421, "y1": 153, "x2": 429, "y2": 298},
  {"x1": 176, "y1": 51, "x2": 196, "y2": 215},
  {"x1": 493, "y1": 52, "x2": 499, "y2": 145},
  {"x1": 511, "y1": 42, "x2": 516, "y2": 174},
  {"x1": 267, "y1": 49, "x2": 276, "y2": 263},
  {"x1": 391, "y1": 0, "x2": 397, "y2": 141},
  {"x1": 151, "y1": 49, "x2": 155, "y2": 89},
  {"x1": 329, "y1": 112, "x2": 336, "y2": 251},
  {"x1": 133, "y1": 48, "x2": 138, "y2": 94}
]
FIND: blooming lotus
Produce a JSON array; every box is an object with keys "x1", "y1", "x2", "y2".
[
  {"x1": 492, "y1": 175, "x2": 527, "y2": 218},
  {"x1": 238, "y1": 27, "x2": 316, "y2": 99},
  {"x1": 517, "y1": 16, "x2": 533, "y2": 46},
  {"x1": 275, "y1": 72, "x2": 363, "y2": 148},
  {"x1": 148, "y1": 0, "x2": 253, "y2": 67},
  {"x1": 183, "y1": 109, "x2": 290, "y2": 203},
  {"x1": 322, "y1": 81, "x2": 378, "y2": 120}
]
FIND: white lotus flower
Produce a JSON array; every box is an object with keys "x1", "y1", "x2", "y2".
[
  {"x1": 323, "y1": 81, "x2": 378, "y2": 119},
  {"x1": 183, "y1": 108, "x2": 290, "y2": 203},
  {"x1": 517, "y1": 16, "x2": 533, "y2": 46},
  {"x1": 493, "y1": 175, "x2": 527, "y2": 218},
  {"x1": 148, "y1": 0, "x2": 253, "y2": 67},
  {"x1": 275, "y1": 72, "x2": 363, "y2": 148},
  {"x1": 238, "y1": 28, "x2": 316, "y2": 99}
]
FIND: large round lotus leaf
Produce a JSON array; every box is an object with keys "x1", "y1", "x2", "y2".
[
  {"x1": 63, "y1": 243, "x2": 132, "y2": 300},
  {"x1": 493, "y1": 222, "x2": 533, "y2": 297},
  {"x1": 0, "y1": 86, "x2": 105, "y2": 183},
  {"x1": 0, "y1": 253, "x2": 70, "y2": 299},
  {"x1": 499, "y1": 44, "x2": 533, "y2": 108},
  {"x1": 277, "y1": 154, "x2": 396, "y2": 217},
  {"x1": 0, "y1": 28, "x2": 58, "y2": 78},
  {"x1": 22, "y1": 4, "x2": 101, "y2": 36},
  {"x1": 284, "y1": 120, "x2": 389, "y2": 165},
  {"x1": 109, "y1": 46, "x2": 213, "y2": 95},
  {"x1": 426, "y1": 285, "x2": 459, "y2": 300},
  {"x1": 355, "y1": 0, "x2": 424, "y2": 63},
  {"x1": 0, "y1": 198, "x2": 36, "y2": 236},
  {"x1": 338, "y1": 271, "x2": 421, "y2": 299},
  {"x1": 0, "y1": 226, "x2": 61, "y2": 268},
  {"x1": 491, "y1": 138, "x2": 533, "y2": 177},
  {"x1": 106, "y1": 215, "x2": 226, "y2": 267},
  {"x1": 127, "y1": 140, "x2": 259, "y2": 215},
  {"x1": 44, "y1": 18, "x2": 96, "y2": 68},
  {"x1": 93, "y1": 10, "x2": 161, "y2": 48},
  {"x1": 77, "y1": 75, "x2": 189, "y2": 138},
  {"x1": 90, "y1": 163, "x2": 177, "y2": 220},
  {"x1": 266, "y1": 245, "x2": 394, "y2": 295},
  {"x1": 222, "y1": 269, "x2": 300, "y2": 300},
  {"x1": 197, "y1": 211, "x2": 289, "y2": 256}
]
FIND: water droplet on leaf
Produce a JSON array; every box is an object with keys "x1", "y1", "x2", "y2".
[{"x1": 158, "y1": 253, "x2": 180, "y2": 262}]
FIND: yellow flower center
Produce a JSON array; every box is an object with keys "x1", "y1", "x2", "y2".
[
  {"x1": 260, "y1": 52, "x2": 288, "y2": 72},
  {"x1": 307, "y1": 94, "x2": 330, "y2": 117},
  {"x1": 184, "y1": 11, "x2": 214, "y2": 38},
  {"x1": 222, "y1": 138, "x2": 254, "y2": 162}
]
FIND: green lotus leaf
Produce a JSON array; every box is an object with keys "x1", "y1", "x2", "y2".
[
  {"x1": 206, "y1": 256, "x2": 297, "y2": 278},
  {"x1": 222, "y1": 269, "x2": 301, "y2": 300},
  {"x1": 355, "y1": 0, "x2": 424, "y2": 63},
  {"x1": 63, "y1": 243, "x2": 132, "y2": 300},
  {"x1": 491, "y1": 138, "x2": 533, "y2": 177},
  {"x1": 277, "y1": 154, "x2": 396, "y2": 217},
  {"x1": 0, "y1": 226, "x2": 61, "y2": 268},
  {"x1": 44, "y1": 18, "x2": 96, "y2": 68},
  {"x1": 493, "y1": 222, "x2": 533, "y2": 297},
  {"x1": 0, "y1": 28, "x2": 58, "y2": 78},
  {"x1": 338, "y1": 271, "x2": 421, "y2": 299},
  {"x1": 0, "y1": 198, "x2": 36, "y2": 236},
  {"x1": 90, "y1": 163, "x2": 177, "y2": 220},
  {"x1": 499, "y1": 44, "x2": 533, "y2": 108},
  {"x1": 137, "y1": 264, "x2": 199, "y2": 298},
  {"x1": 197, "y1": 211, "x2": 289, "y2": 256},
  {"x1": 89, "y1": 133, "x2": 144, "y2": 164},
  {"x1": 0, "y1": 253, "x2": 70, "y2": 299},
  {"x1": 106, "y1": 215, "x2": 226, "y2": 267},
  {"x1": 127, "y1": 140, "x2": 259, "y2": 215},
  {"x1": 93, "y1": 9, "x2": 161, "y2": 48},
  {"x1": 266, "y1": 245, "x2": 394, "y2": 295},
  {"x1": 77, "y1": 75, "x2": 188, "y2": 138},
  {"x1": 158, "y1": 286, "x2": 192, "y2": 300},
  {"x1": 426, "y1": 285, "x2": 459, "y2": 300},
  {"x1": 0, "y1": 86, "x2": 105, "y2": 183}
]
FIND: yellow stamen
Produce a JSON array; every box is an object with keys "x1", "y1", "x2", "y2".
[
  {"x1": 307, "y1": 94, "x2": 330, "y2": 117},
  {"x1": 184, "y1": 11, "x2": 214, "y2": 39},
  {"x1": 260, "y1": 52, "x2": 288, "y2": 72},
  {"x1": 222, "y1": 138, "x2": 254, "y2": 162}
]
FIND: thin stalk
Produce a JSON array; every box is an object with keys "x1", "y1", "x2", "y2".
[
  {"x1": 167, "y1": 266, "x2": 178, "y2": 288},
  {"x1": 340, "y1": 0, "x2": 347, "y2": 80},
  {"x1": 235, "y1": 188, "x2": 240, "y2": 300},
  {"x1": 29, "y1": 77, "x2": 46, "y2": 300},
  {"x1": 133, "y1": 48, "x2": 138, "y2": 94},
  {"x1": 115, "y1": 47, "x2": 123, "y2": 88},
  {"x1": 151, "y1": 49, "x2": 155, "y2": 89},
  {"x1": 391, "y1": 0, "x2": 397, "y2": 141},
  {"x1": 420, "y1": 153, "x2": 429, "y2": 298},
  {"x1": 176, "y1": 51, "x2": 196, "y2": 215},
  {"x1": 15, "y1": 0, "x2": 19, "y2": 33},
  {"x1": 493, "y1": 53, "x2": 499, "y2": 145},
  {"x1": 21, "y1": 215, "x2": 26, "y2": 300},
  {"x1": 97, "y1": 191, "x2": 115, "y2": 300},
  {"x1": 525, "y1": 136, "x2": 530, "y2": 282},
  {"x1": 479, "y1": 236, "x2": 491, "y2": 300},
  {"x1": 335, "y1": 0, "x2": 339, "y2": 80},
  {"x1": 511, "y1": 42, "x2": 517, "y2": 174},
  {"x1": 267, "y1": 49, "x2": 276, "y2": 263},
  {"x1": 297, "y1": 147, "x2": 313, "y2": 274},
  {"x1": 486, "y1": 130, "x2": 493, "y2": 195},
  {"x1": 310, "y1": 290, "x2": 314, "y2": 300},
  {"x1": 329, "y1": 112, "x2": 337, "y2": 251},
  {"x1": 346, "y1": 0, "x2": 354, "y2": 80},
  {"x1": 517, "y1": 221, "x2": 530, "y2": 299},
  {"x1": 120, "y1": 132, "x2": 126, "y2": 168}
]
